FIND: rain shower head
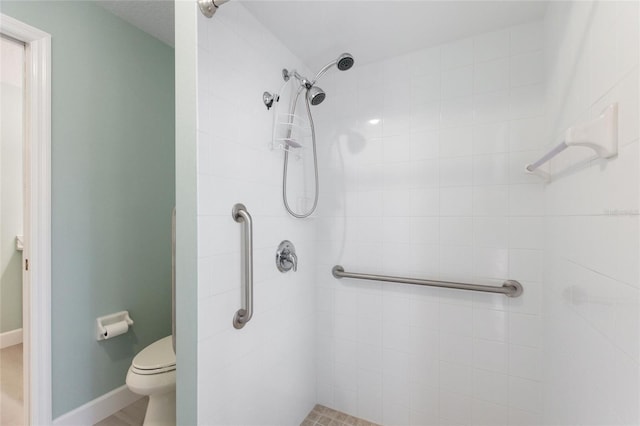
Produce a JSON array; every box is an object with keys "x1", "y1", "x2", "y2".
[{"x1": 307, "y1": 86, "x2": 326, "y2": 106}]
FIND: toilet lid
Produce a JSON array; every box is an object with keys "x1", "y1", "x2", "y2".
[{"x1": 132, "y1": 336, "x2": 176, "y2": 371}]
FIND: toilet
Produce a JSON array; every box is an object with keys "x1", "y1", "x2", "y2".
[{"x1": 126, "y1": 336, "x2": 176, "y2": 426}]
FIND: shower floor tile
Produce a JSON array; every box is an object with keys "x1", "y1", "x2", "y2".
[{"x1": 301, "y1": 404, "x2": 381, "y2": 426}]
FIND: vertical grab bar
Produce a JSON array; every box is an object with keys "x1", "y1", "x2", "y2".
[
  {"x1": 171, "y1": 207, "x2": 176, "y2": 352},
  {"x1": 232, "y1": 203, "x2": 253, "y2": 329}
]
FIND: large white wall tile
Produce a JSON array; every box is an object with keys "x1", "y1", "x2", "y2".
[
  {"x1": 440, "y1": 157, "x2": 473, "y2": 187},
  {"x1": 409, "y1": 47, "x2": 441, "y2": 77},
  {"x1": 307, "y1": 10, "x2": 636, "y2": 425},
  {"x1": 510, "y1": 52, "x2": 545, "y2": 88},
  {"x1": 442, "y1": 65, "x2": 474, "y2": 98},
  {"x1": 440, "y1": 186, "x2": 474, "y2": 216},
  {"x1": 510, "y1": 84, "x2": 545, "y2": 119},
  {"x1": 509, "y1": 117, "x2": 546, "y2": 152},
  {"x1": 474, "y1": 29, "x2": 510, "y2": 63},
  {"x1": 474, "y1": 216, "x2": 509, "y2": 248},
  {"x1": 474, "y1": 58, "x2": 510, "y2": 94},
  {"x1": 473, "y1": 368, "x2": 508, "y2": 405},
  {"x1": 442, "y1": 38, "x2": 474, "y2": 70},
  {"x1": 511, "y1": 21, "x2": 544, "y2": 54},
  {"x1": 473, "y1": 122, "x2": 509, "y2": 155},
  {"x1": 542, "y1": 2, "x2": 639, "y2": 424},
  {"x1": 440, "y1": 126, "x2": 473, "y2": 157},
  {"x1": 473, "y1": 339, "x2": 507, "y2": 373},
  {"x1": 475, "y1": 90, "x2": 510, "y2": 123},
  {"x1": 196, "y1": 3, "x2": 316, "y2": 425},
  {"x1": 472, "y1": 399, "x2": 509, "y2": 426}
]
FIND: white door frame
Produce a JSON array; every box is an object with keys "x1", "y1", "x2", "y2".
[{"x1": 0, "y1": 13, "x2": 52, "y2": 426}]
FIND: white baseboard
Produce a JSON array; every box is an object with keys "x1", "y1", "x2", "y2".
[
  {"x1": 53, "y1": 384, "x2": 142, "y2": 426},
  {"x1": 0, "y1": 328, "x2": 23, "y2": 349}
]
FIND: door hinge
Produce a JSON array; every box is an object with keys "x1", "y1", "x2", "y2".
[{"x1": 25, "y1": 259, "x2": 29, "y2": 271}]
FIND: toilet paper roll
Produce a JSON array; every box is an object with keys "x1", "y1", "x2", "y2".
[{"x1": 103, "y1": 321, "x2": 129, "y2": 339}]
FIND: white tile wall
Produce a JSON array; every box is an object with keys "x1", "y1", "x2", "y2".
[
  {"x1": 314, "y1": 21, "x2": 548, "y2": 425},
  {"x1": 192, "y1": 2, "x2": 638, "y2": 425},
  {"x1": 195, "y1": 3, "x2": 316, "y2": 425},
  {"x1": 542, "y1": 1, "x2": 639, "y2": 425}
]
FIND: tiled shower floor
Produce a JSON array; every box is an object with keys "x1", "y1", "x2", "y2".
[{"x1": 301, "y1": 405, "x2": 381, "y2": 426}]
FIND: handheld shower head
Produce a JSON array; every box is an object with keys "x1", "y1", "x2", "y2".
[
  {"x1": 336, "y1": 53, "x2": 355, "y2": 71},
  {"x1": 275, "y1": 51, "x2": 355, "y2": 218},
  {"x1": 307, "y1": 86, "x2": 326, "y2": 106},
  {"x1": 313, "y1": 52, "x2": 355, "y2": 82}
]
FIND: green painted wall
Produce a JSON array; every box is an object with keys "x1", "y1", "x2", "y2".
[
  {"x1": 0, "y1": 59, "x2": 24, "y2": 333},
  {"x1": 0, "y1": 1, "x2": 175, "y2": 418}
]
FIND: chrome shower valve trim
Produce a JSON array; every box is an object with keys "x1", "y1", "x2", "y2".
[{"x1": 276, "y1": 240, "x2": 298, "y2": 273}]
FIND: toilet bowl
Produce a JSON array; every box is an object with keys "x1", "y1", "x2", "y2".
[{"x1": 126, "y1": 336, "x2": 176, "y2": 426}]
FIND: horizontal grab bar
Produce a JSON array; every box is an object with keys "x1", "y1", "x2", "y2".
[{"x1": 332, "y1": 265, "x2": 523, "y2": 297}]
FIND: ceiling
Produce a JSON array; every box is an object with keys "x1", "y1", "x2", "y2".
[
  {"x1": 97, "y1": 0, "x2": 174, "y2": 47},
  {"x1": 242, "y1": 1, "x2": 549, "y2": 70},
  {"x1": 94, "y1": 1, "x2": 548, "y2": 64}
]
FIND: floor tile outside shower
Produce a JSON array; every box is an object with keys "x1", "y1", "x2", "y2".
[{"x1": 0, "y1": 344, "x2": 23, "y2": 426}]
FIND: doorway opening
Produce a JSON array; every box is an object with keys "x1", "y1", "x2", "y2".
[
  {"x1": 0, "y1": 14, "x2": 52, "y2": 425},
  {"x1": 0, "y1": 32, "x2": 26, "y2": 426}
]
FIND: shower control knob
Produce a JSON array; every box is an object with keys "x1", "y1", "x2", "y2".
[{"x1": 276, "y1": 240, "x2": 298, "y2": 273}]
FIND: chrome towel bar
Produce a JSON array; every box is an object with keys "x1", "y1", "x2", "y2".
[
  {"x1": 526, "y1": 140, "x2": 569, "y2": 173},
  {"x1": 233, "y1": 203, "x2": 254, "y2": 329},
  {"x1": 525, "y1": 103, "x2": 618, "y2": 181},
  {"x1": 332, "y1": 265, "x2": 523, "y2": 297}
]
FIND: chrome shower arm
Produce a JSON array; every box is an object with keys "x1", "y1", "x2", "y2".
[
  {"x1": 284, "y1": 69, "x2": 313, "y2": 88},
  {"x1": 199, "y1": 0, "x2": 231, "y2": 18},
  {"x1": 311, "y1": 60, "x2": 338, "y2": 85}
]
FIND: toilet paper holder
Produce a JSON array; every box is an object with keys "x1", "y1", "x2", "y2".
[{"x1": 96, "y1": 311, "x2": 134, "y2": 341}]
